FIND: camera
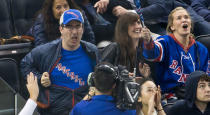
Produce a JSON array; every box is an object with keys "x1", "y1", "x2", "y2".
[
  {"x1": 88, "y1": 64, "x2": 140, "y2": 110},
  {"x1": 115, "y1": 65, "x2": 140, "y2": 110}
]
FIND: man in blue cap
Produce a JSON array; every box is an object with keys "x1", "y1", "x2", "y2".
[{"x1": 21, "y1": 9, "x2": 99, "y2": 115}]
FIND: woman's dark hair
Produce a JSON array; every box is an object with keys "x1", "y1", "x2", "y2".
[
  {"x1": 114, "y1": 12, "x2": 141, "y2": 72},
  {"x1": 41, "y1": 0, "x2": 80, "y2": 41},
  {"x1": 93, "y1": 62, "x2": 117, "y2": 93},
  {"x1": 135, "y1": 77, "x2": 155, "y2": 115},
  {"x1": 199, "y1": 74, "x2": 210, "y2": 82}
]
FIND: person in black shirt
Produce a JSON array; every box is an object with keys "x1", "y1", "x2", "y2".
[{"x1": 168, "y1": 71, "x2": 210, "y2": 115}]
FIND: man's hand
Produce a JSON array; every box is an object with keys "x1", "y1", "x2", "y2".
[
  {"x1": 139, "y1": 63, "x2": 151, "y2": 78},
  {"x1": 83, "y1": 87, "x2": 95, "y2": 100},
  {"x1": 41, "y1": 72, "x2": 51, "y2": 87},
  {"x1": 112, "y1": 6, "x2": 128, "y2": 17},
  {"x1": 26, "y1": 72, "x2": 39, "y2": 102},
  {"x1": 94, "y1": 0, "x2": 109, "y2": 13}
]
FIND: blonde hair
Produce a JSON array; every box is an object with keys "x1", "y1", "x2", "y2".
[{"x1": 166, "y1": 7, "x2": 193, "y2": 34}]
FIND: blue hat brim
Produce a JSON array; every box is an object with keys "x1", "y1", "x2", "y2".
[{"x1": 63, "y1": 18, "x2": 83, "y2": 25}]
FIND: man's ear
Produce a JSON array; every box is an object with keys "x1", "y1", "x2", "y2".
[
  {"x1": 138, "y1": 97, "x2": 142, "y2": 102},
  {"x1": 59, "y1": 26, "x2": 63, "y2": 34}
]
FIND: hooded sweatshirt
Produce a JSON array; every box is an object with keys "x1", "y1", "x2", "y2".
[{"x1": 168, "y1": 71, "x2": 210, "y2": 115}]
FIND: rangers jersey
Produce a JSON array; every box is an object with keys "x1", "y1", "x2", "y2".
[{"x1": 143, "y1": 34, "x2": 210, "y2": 92}]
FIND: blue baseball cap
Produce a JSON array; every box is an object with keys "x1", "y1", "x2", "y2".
[{"x1": 59, "y1": 9, "x2": 84, "y2": 25}]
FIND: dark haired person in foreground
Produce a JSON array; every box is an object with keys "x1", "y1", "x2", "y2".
[
  {"x1": 70, "y1": 62, "x2": 135, "y2": 115},
  {"x1": 168, "y1": 71, "x2": 210, "y2": 115},
  {"x1": 136, "y1": 78, "x2": 166, "y2": 115}
]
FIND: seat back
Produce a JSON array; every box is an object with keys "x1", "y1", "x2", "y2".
[
  {"x1": 0, "y1": 0, "x2": 44, "y2": 38},
  {"x1": 0, "y1": 43, "x2": 33, "y2": 99},
  {"x1": 0, "y1": 58, "x2": 20, "y2": 92},
  {"x1": 0, "y1": 42, "x2": 33, "y2": 65},
  {"x1": 11, "y1": 0, "x2": 44, "y2": 35},
  {"x1": 196, "y1": 34, "x2": 210, "y2": 53},
  {"x1": 0, "y1": 0, "x2": 14, "y2": 38}
]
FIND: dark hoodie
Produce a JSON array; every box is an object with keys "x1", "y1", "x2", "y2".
[{"x1": 168, "y1": 71, "x2": 210, "y2": 115}]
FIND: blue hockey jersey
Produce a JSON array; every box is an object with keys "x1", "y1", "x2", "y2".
[{"x1": 143, "y1": 34, "x2": 210, "y2": 92}]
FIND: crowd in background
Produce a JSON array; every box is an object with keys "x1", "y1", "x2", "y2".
[{"x1": 0, "y1": 0, "x2": 209, "y2": 115}]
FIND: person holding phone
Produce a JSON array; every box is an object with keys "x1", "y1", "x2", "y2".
[
  {"x1": 101, "y1": 12, "x2": 151, "y2": 78},
  {"x1": 141, "y1": 7, "x2": 210, "y2": 98}
]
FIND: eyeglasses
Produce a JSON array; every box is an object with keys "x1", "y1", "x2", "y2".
[{"x1": 63, "y1": 24, "x2": 82, "y2": 31}]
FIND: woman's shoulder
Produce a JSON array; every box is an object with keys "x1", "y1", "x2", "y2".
[
  {"x1": 34, "y1": 13, "x2": 44, "y2": 23},
  {"x1": 156, "y1": 35, "x2": 170, "y2": 40},
  {"x1": 100, "y1": 42, "x2": 120, "y2": 63},
  {"x1": 107, "y1": 42, "x2": 119, "y2": 48},
  {"x1": 103, "y1": 42, "x2": 120, "y2": 52},
  {"x1": 154, "y1": 35, "x2": 173, "y2": 44}
]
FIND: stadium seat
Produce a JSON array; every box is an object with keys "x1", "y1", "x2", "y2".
[
  {"x1": 0, "y1": 0, "x2": 14, "y2": 38},
  {"x1": 0, "y1": 0, "x2": 44, "y2": 38},
  {"x1": 0, "y1": 58, "x2": 20, "y2": 92},
  {"x1": 11, "y1": 0, "x2": 44, "y2": 35},
  {"x1": 196, "y1": 34, "x2": 210, "y2": 52},
  {"x1": 0, "y1": 42, "x2": 33, "y2": 65}
]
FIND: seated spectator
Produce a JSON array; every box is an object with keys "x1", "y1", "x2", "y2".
[
  {"x1": 28, "y1": 0, "x2": 95, "y2": 47},
  {"x1": 181, "y1": 0, "x2": 193, "y2": 5},
  {"x1": 129, "y1": 0, "x2": 210, "y2": 37},
  {"x1": 191, "y1": 0, "x2": 210, "y2": 22},
  {"x1": 101, "y1": 12, "x2": 151, "y2": 78},
  {"x1": 70, "y1": 62, "x2": 136, "y2": 115},
  {"x1": 168, "y1": 71, "x2": 210, "y2": 115},
  {"x1": 19, "y1": 72, "x2": 39, "y2": 115},
  {"x1": 141, "y1": 7, "x2": 210, "y2": 99},
  {"x1": 136, "y1": 78, "x2": 166, "y2": 115},
  {"x1": 21, "y1": 9, "x2": 99, "y2": 115},
  {"x1": 75, "y1": 0, "x2": 134, "y2": 44}
]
